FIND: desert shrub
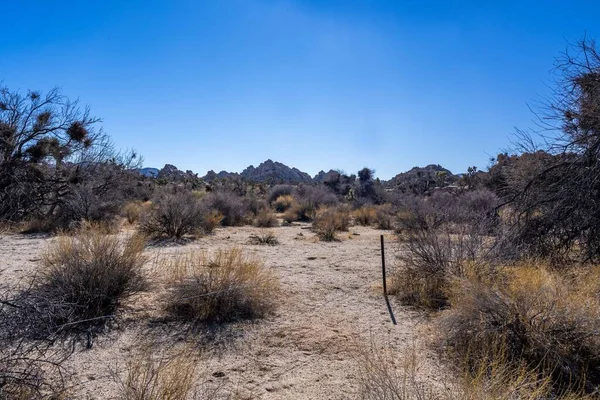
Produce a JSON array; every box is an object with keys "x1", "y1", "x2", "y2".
[
  {"x1": 353, "y1": 206, "x2": 376, "y2": 226},
  {"x1": 293, "y1": 184, "x2": 339, "y2": 208},
  {"x1": 248, "y1": 231, "x2": 279, "y2": 246},
  {"x1": 312, "y1": 207, "x2": 351, "y2": 241},
  {"x1": 140, "y1": 190, "x2": 207, "y2": 239},
  {"x1": 254, "y1": 209, "x2": 278, "y2": 227},
  {"x1": 391, "y1": 195, "x2": 491, "y2": 310},
  {"x1": 243, "y1": 195, "x2": 268, "y2": 216},
  {"x1": 440, "y1": 263, "x2": 600, "y2": 395},
  {"x1": 123, "y1": 201, "x2": 142, "y2": 224},
  {"x1": 164, "y1": 249, "x2": 279, "y2": 323},
  {"x1": 272, "y1": 195, "x2": 294, "y2": 212},
  {"x1": 201, "y1": 211, "x2": 223, "y2": 234},
  {"x1": 9, "y1": 231, "x2": 148, "y2": 343},
  {"x1": 202, "y1": 191, "x2": 248, "y2": 226},
  {"x1": 283, "y1": 201, "x2": 316, "y2": 223},
  {"x1": 116, "y1": 344, "x2": 199, "y2": 400},
  {"x1": 267, "y1": 184, "x2": 294, "y2": 204},
  {"x1": 374, "y1": 204, "x2": 394, "y2": 230}
]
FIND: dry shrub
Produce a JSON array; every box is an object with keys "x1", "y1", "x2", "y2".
[
  {"x1": 374, "y1": 204, "x2": 394, "y2": 230},
  {"x1": 123, "y1": 201, "x2": 142, "y2": 224},
  {"x1": 282, "y1": 201, "x2": 312, "y2": 223},
  {"x1": 15, "y1": 231, "x2": 147, "y2": 342},
  {"x1": 201, "y1": 211, "x2": 223, "y2": 234},
  {"x1": 391, "y1": 196, "x2": 491, "y2": 310},
  {"x1": 272, "y1": 195, "x2": 294, "y2": 212},
  {"x1": 202, "y1": 192, "x2": 248, "y2": 226},
  {"x1": 354, "y1": 338, "x2": 585, "y2": 400},
  {"x1": 353, "y1": 206, "x2": 376, "y2": 226},
  {"x1": 248, "y1": 230, "x2": 278, "y2": 246},
  {"x1": 254, "y1": 209, "x2": 278, "y2": 227},
  {"x1": 20, "y1": 216, "x2": 58, "y2": 234},
  {"x1": 312, "y1": 207, "x2": 351, "y2": 242},
  {"x1": 440, "y1": 262, "x2": 600, "y2": 395},
  {"x1": 268, "y1": 185, "x2": 293, "y2": 204},
  {"x1": 140, "y1": 191, "x2": 207, "y2": 239},
  {"x1": 117, "y1": 344, "x2": 200, "y2": 400},
  {"x1": 164, "y1": 248, "x2": 279, "y2": 323}
]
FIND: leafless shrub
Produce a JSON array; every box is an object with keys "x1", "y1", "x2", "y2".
[
  {"x1": 283, "y1": 201, "x2": 316, "y2": 223},
  {"x1": 123, "y1": 201, "x2": 142, "y2": 224},
  {"x1": 248, "y1": 230, "x2": 279, "y2": 246},
  {"x1": 202, "y1": 191, "x2": 249, "y2": 227},
  {"x1": 293, "y1": 184, "x2": 339, "y2": 208},
  {"x1": 140, "y1": 190, "x2": 207, "y2": 239},
  {"x1": 254, "y1": 209, "x2": 278, "y2": 227},
  {"x1": 163, "y1": 249, "x2": 279, "y2": 323},
  {"x1": 374, "y1": 204, "x2": 394, "y2": 230},
  {"x1": 267, "y1": 185, "x2": 294, "y2": 204}
]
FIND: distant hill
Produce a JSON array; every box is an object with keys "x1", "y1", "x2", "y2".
[
  {"x1": 203, "y1": 159, "x2": 312, "y2": 184},
  {"x1": 384, "y1": 164, "x2": 458, "y2": 194}
]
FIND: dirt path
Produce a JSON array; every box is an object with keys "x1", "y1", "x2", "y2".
[{"x1": 0, "y1": 224, "x2": 437, "y2": 399}]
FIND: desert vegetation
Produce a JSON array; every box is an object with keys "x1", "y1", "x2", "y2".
[{"x1": 2, "y1": 36, "x2": 600, "y2": 399}]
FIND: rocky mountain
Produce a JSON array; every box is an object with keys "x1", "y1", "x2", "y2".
[
  {"x1": 384, "y1": 164, "x2": 458, "y2": 194},
  {"x1": 243, "y1": 160, "x2": 313, "y2": 183}
]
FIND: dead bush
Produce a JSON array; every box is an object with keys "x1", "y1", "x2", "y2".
[
  {"x1": 201, "y1": 211, "x2": 223, "y2": 234},
  {"x1": 272, "y1": 195, "x2": 294, "y2": 212},
  {"x1": 353, "y1": 206, "x2": 376, "y2": 226},
  {"x1": 164, "y1": 249, "x2": 279, "y2": 323},
  {"x1": 312, "y1": 207, "x2": 351, "y2": 242},
  {"x1": 13, "y1": 231, "x2": 148, "y2": 343},
  {"x1": 254, "y1": 209, "x2": 278, "y2": 227},
  {"x1": 140, "y1": 191, "x2": 206, "y2": 239},
  {"x1": 202, "y1": 192, "x2": 248, "y2": 226},
  {"x1": 440, "y1": 263, "x2": 600, "y2": 395}
]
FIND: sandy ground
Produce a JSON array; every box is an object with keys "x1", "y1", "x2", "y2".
[{"x1": 0, "y1": 223, "x2": 443, "y2": 399}]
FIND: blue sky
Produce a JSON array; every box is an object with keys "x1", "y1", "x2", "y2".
[{"x1": 2, "y1": 1, "x2": 598, "y2": 179}]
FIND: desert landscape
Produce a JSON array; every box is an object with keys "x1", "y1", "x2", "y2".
[{"x1": 3, "y1": 2, "x2": 600, "y2": 399}]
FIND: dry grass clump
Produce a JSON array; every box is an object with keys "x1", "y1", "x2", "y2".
[
  {"x1": 272, "y1": 195, "x2": 294, "y2": 212},
  {"x1": 16, "y1": 230, "x2": 148, "y2": 342},
  {"x1": 312, "y1": 207, "x2": 351, "y2": 241},
  {"x1": 353, "y1": 206, "x2": 376, "y2": 226},
  {"x1": 439, "y1": 262, "x2": 600, "y2": 396},
  {"x1": 140, "y1": 191, "x2": 207, "y2": 239},
  {"x1": 122, "y1": 201, "x2": 143, "y2": 224},
  {"x1": 116, "y1": 344, "x2": 200, "y2": 400},
  {"x1": 163, "y1": 248, "x2": 279, "y2": 323},
  {"x1": 248, "y1": 230, "x2": 279, "y2": 246},
  {"x1": 254, "y1": 209, "x2": 278, "y2": 227}
]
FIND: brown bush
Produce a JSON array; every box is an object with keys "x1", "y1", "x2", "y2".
[
  {"x1": 12, "y1": 231, "x2": 148, "y2": 343},
  {"x1": 272, "y1": 195, "x2": 294, "y2": 212},
  {"x1": 312, "y1": 207, "x2": 351, "y2": 241},
  {"x1": 353, "y1": 206, "x2": 376, "y2": 226},
  {"x1": 440, "y1": 263, "x2": 600, "y2": 395},
  {"x1": 248, "y1": 230, "x2": 279, "y2": 246},
  {"x1": 283, "y1": 201, "x2": 316, "y2": 223},
  {"x1": 254, "y1": 209, "x2": 278, "y2": 227},
  {"x1": 374, "y1": 204, "x2": 394, "y2": 230},
  {"x1": 164, "y1": 249, "x2": 279, "y2": 323},
  {"x1": 123, "y1": 201, "x2": 142, "y2": 224}
]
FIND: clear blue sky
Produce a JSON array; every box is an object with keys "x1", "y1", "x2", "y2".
[{"x1": 2, "y1": 1, "x2": 598, "y2": 179}]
